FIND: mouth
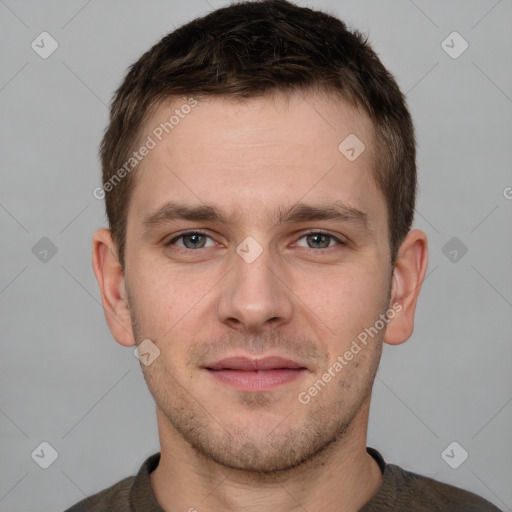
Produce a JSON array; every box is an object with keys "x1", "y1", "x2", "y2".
[{"x1": 203, "y1": 356, "x2": 308, "y2": 392}]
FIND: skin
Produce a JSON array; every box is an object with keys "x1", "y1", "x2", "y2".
[{"x1": 92, "y1": 89, "x2": 428, "y2": 512}]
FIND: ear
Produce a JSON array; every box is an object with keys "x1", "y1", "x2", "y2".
[
  {"x1": 384, "y1": 229, "x2": 428, "y2": 346},
  {"x1": 91, "y1": 228, "x2": 135, "y2": 347}
]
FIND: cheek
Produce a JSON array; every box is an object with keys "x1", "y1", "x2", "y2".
[
  {"x1": 295, "y1": 263, "x2": 388, "y2": 333},
  {"x1": 128, "y1": 267, "x2": 181, "y2": 331},
  {"x1": 128, "y1": 258, "x2": 220, "y2": 339}
]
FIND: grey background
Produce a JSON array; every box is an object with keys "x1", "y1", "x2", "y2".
[{"x1": 1, "y1": 0, "x2": 511, "y2": 510}]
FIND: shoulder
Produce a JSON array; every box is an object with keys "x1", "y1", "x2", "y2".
[
  {"x1": 384, "y1": 463, "x2": 503, "y2": 511},
  {"x1": 63, "y1": 475, "x2": 135, "y2": 512}
]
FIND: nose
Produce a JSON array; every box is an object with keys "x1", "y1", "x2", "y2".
[{"x1": 216, "y1": 243, "x2": 294, "y2": 332}]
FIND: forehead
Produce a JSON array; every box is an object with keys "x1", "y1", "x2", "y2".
[{"x1": 129, "y1": 90, "x2": 385, "y2": 229}]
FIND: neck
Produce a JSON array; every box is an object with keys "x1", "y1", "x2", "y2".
[{"x1": 150, "y1": 402, "x2": 383, "y2": 512}]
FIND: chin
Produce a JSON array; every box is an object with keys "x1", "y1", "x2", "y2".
[{"x1": 168, "y1": 404, "x2": 353, "y2": 476}]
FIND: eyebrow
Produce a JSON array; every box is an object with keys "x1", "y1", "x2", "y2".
[{"x1": 142, "y1": 200, "x2": 369, "y2": 230}]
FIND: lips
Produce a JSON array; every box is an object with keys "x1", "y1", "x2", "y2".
[
  {"x1": 204, "y1": 356, "x2": 307, "y2": 392},
  {"x1": 205, "y1": 356, "x2": 305, "y2": 371}
]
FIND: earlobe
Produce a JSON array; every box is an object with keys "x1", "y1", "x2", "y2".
[
  {"x1": 384, "y1": 229, "x2": 428, "y2": 346},
  {"x1": 91, "y1": 228, "x2": 136, "y2": 347}
]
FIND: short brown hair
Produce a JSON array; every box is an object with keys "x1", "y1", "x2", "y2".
[{"x1": 100, "y1": 0, "x2": 416, "y2": 270}]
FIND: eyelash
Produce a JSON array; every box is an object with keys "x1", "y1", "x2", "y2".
[{"x1": 164, "y1": 230, "x2": 346, "y2": 251}]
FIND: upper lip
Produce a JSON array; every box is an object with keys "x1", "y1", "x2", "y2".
[{"x1": 205, "y1": 356, "x2": 306, "y2": 371}]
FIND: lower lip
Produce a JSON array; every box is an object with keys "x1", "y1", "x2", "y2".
[{"x1": 206, "y1": 368, "x2": 306, "y2": 391}]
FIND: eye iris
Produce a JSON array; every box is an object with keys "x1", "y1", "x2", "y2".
[
  {"x1": 307, "y1": 233, "x2": 330, "y2": 249},
  {"x1": 183, "y1": 233, "x2": 206, "y2": 249}
]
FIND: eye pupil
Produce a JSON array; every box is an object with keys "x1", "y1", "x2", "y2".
[
  {"x1": 184, "y1": 233, "x2": 206, "y2": 249},
  {"x1": 307, "y1": 233, "x2": 330, "y2": 249}
]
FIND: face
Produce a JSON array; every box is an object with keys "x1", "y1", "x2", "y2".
[{"x1": 122, "y1": 91, "x2": 395, "y2": 472}]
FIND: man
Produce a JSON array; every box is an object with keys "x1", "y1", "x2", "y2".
[{"x1": 66, "y1": 1, "x2": 501, "y2": 510}]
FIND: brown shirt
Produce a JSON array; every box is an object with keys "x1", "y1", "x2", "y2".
[{"x1": 64, "y1": 448, "x2": 502, "y2": 511}]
